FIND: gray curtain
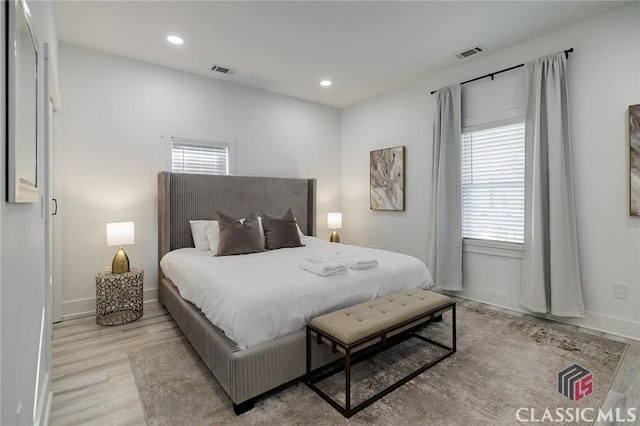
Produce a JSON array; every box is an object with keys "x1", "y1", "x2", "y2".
[
  {"x1": 519, "y1": 52, "x2": 585, "y2": 317},
  {"x1": 428, "y1": 84, "x2": 462, "y2": 291}
]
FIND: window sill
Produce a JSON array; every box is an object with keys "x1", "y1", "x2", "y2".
[{"x1": 462, "y1": 239, "x2": 523, "y2": 259}]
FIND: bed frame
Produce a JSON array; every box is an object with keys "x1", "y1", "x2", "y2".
[{"x1": 157, "y1": 172, "x2": 341, "y2": 414}]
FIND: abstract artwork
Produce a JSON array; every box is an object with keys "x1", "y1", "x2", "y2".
[
  {"x1": 630, "y1": 104, "x2": 640, "y2": 216},
  {"x1": 370, "y1": 146, "x2": 405, "y2": 211}
]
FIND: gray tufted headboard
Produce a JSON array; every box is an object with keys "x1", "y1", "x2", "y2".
[{"x1": 157, "y1": 172, "x2": 316, "y2": 276}]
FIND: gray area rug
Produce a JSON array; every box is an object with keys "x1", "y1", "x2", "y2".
[{"x1": 128, "y1": 300, "x2": 627, "y2": 425}]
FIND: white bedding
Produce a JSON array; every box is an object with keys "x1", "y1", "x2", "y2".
[{"x1": 160, "y1": 236, "x2": 433, "y2": 349}]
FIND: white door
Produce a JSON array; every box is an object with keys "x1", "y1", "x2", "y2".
[
  {"x1": 47, "y1": 99, "x2": 62, "y2": 323},
  {"x1": 43, "y1": 42, "x2": 62, "y2": 323}
]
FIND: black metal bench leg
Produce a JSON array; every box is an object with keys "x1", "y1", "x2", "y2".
[
  {"x1": 306, "y1": 327, "x2": 311, "y2": 383},
  {"x1": 345, "y1": 349, "x2": 352, "y2": 417},
  {"x1": 433, "y1": 314, "x2": 443, "y2": 322},
  {"x1": 233, "y1": 399, "x2": 255, "y2": 415},
  {"x1": 452, "y1": 304, "x2": 457, "y2": 352}
]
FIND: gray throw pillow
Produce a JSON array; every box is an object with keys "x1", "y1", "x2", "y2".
[
  {"x1": 215, "y1": 211, "x2": 265, "y2": 256},
  {"x1": 261, "y1": 208, "x2": 304, "y2": 250}
]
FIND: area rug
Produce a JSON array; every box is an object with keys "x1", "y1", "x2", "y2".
[{"x1": 128, "y1": 300, "x2": 627, "y2": 425}]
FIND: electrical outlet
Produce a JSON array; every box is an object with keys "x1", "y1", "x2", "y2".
[{"x1": 614, "y1": 283, "x2": 629, "y2": 300}]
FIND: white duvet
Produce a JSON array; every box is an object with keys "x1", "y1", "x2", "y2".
[{"x1": 160, "y1": 236, "x2": 433, "y2": 349}]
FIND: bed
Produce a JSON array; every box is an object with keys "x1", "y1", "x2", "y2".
[{"x1": 157, "y1": 172, "x2": 432, "y2": 413}]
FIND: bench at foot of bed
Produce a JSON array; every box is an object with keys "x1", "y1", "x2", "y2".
[{"x1": 305, "y1": 288, "x2": 456, "y2": 418}]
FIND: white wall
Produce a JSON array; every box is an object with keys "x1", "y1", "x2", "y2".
[
  {"x1": 57, "y1": 44, "x2": 341, "y2": 316},
  {"x1": 1, "y1": 1, "x2": 59, "y2": 424},
  {"x1": 341, "y1": 4, "x2": 640, "y2": 339}
]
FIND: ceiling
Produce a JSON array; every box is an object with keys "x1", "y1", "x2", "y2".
[{"x1": 53, "y1": 1, "x2": 628, "y2": 108}]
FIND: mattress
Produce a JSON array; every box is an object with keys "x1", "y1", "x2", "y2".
[{"x1": 160, "y1": 236, "x2": 433, "y2": 349}]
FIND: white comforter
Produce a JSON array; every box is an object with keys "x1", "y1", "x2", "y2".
[{"x1": 160, "y1": 236, "x2": 433, "y2": 349}]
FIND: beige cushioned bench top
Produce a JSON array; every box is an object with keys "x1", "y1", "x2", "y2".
[{"x1": 309, "y1": 289, "x2": 451, "y2": 346}]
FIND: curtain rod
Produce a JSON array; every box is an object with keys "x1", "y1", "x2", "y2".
[{"x1": 429, "y1": 48, "x2": 573, "y2": 95}]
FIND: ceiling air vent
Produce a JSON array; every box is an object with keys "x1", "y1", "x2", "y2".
[
  {"x1": 456, "y1": 46, "x2": 485, "y2": 59},
  {"x1": 210, "y1": 64, "x2": 235, "y2": 75}
]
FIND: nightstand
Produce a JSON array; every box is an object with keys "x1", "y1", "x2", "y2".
[{"x1": 95, "y1": 268, "x2": 143, "y2": 325}]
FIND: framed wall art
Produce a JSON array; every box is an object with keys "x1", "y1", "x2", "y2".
[
  {"x1": 6, "y1": 0, "x2": 39, "y2": 203},
  {"x1": 370, "y1": 146, "x2": 405, "y2": 211},
  {"x1": 630, "y1": 104, "x2": 640, "y2": 216}
]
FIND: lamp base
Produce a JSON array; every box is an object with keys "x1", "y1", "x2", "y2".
[
  {"x1": 330, "y1": 230, "x2": 340, "y2": 243},
  {"x1": 112, "y1": 247, "x2": 130, "y2": 274}
]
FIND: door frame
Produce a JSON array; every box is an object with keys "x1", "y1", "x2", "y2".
[{"x1": 44, "y1": 43, "x2": 62, "y2": 323}]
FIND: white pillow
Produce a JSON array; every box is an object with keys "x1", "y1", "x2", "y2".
[
  {"x1": 189, "y1": 220, "x2": 216, "y2": 250},
  {"x1": 206, "y1": 221, "x2": 221, "y2": 254},
  {"x1": 257, "y1": 217, "x2": 266, "y2": 246},
  {"x1": 292, "y1": 215, "x2": 306, "y2": 237}
]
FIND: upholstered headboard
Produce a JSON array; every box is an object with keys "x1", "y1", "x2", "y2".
[{"x1": 157, "y1": 172, "x2": 316, "y2": 271}]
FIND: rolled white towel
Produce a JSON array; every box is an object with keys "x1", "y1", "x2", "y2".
[
  {"x1": 304, "y1": 256, "x2": 333, "y2": 264},
  {"x1": 299, "y1": 259, "x2": 347, "y2": 277},
  {"x1": 335, "y1": 257, "x2": 378, "y2": 270}
]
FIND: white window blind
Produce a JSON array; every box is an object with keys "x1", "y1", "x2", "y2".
[
  {"x1": 171, "y1": 140, "x2": 229, "y2": 175},
  {"x1": 462, "y1": 121, "x2": 525, "y2": 244}
]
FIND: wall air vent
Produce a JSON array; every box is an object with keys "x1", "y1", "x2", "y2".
[
  {"x1": 456, "y1": 46, "x2": 485, "y2": 59},
  {"x1": 210, "y1": 64, "x2": 236, "y2": 75}
]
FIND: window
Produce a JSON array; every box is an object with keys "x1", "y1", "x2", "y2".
[
  {"x1": 164, "y1": 134, "x2": 236, "y2": 175},
  {"x1": 172, "y1": 140, "x2": 228, "y2": 175},
  {"x1": 462, "y1": 121, "x2": 525, "y2": 244}
]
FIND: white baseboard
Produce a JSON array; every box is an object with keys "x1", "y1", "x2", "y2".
[
  {"x1": 63, "y1": 285, "x2": 640, "y2": 341},
  {"x1": 454, "y1": 292, "x2": 640, "y2": 342},
  {"x1": 62, "y1": 288, "x2": 158, "y2": 319},
  {"x1": 574, "y1": 310, "x2": 640, "y2": 342}
]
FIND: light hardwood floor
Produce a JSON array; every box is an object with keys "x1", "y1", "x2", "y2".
[
  {"x1": 50, "y1": 304, "x2": 181, "y2": 425},
  {"x1": 50, "y1": 301, "x2": 640, "y2": 426}
]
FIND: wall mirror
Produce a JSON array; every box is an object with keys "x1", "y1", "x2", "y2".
[{"x1": 7, "y1": 0, "x2": 39, "y2": 202}]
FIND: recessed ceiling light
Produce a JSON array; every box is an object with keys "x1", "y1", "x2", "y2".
[
  {"x1": 167, "y1": 35, "x2": 184, "y2": 45},
  {"x1": 320, "y1": 80, "x2": 332, "y2": 87}
]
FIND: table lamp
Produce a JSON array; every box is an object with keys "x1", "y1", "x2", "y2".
[
  {"x1": 327, "y1": 212, "x2": 342, "y2": 243},
  {"x1": 107, "y1": 221, "x2": 135, "y2": 273}
]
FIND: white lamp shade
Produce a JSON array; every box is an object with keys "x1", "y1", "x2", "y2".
[
  {"x1": 107, "y1": 221, "x2": 135, "y2": 246},
  {"x1": 327, "y1": 212, "x2": 342, "y2": 230}
]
